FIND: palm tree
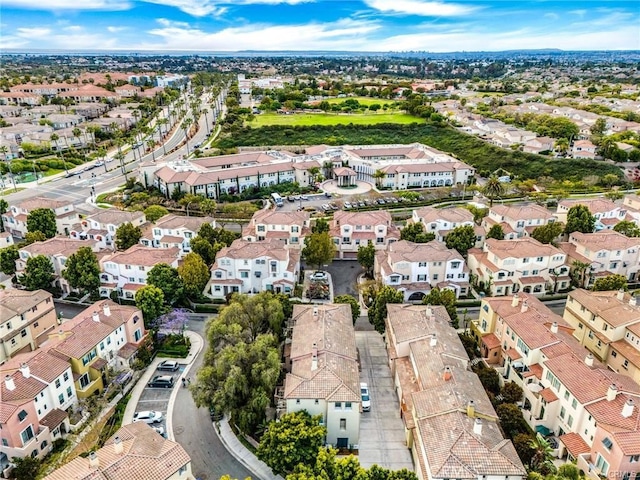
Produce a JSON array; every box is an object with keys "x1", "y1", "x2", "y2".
[
  {"x1": 308, "y1": 166, "x2": 321, "y2": 184},
  {"x1": 554, "y1": 138, "x2": 569, "y2": 156},
  {"x1": 570, "y1": 260, "x2": 591, "y2": 288},
  {"x1": 147, "y1": 139, "x2": 156, "y2": 162},
  {"x1": 72, "y1": 127, "x2": 82, "y2": 148},
  {"x1": 201, "y1": 107, "x2": 210, "y2": 134},
  {"x1": 482, "y1": 175, "x2": 505, "y2": 207},
  {"x1": 373, "y1": 169, "x2": 386, "y2": 189},
  {"x1": 182, "y1": 118, "x2": 193, "y2": 156},
  {"x1": 49, "y1": 133, "x2": 68, "y2": 174},
  {"x1": 528, "y1": 434, "x2": 555, "y2": 474}
]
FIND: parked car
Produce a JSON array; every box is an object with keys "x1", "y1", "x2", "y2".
[
  {"x1": 344, "y1": 201, "x2": 352, "y2": 209},
  {"x1": 321, "y1": 204, "x2": 331, "y2": 211},
  {"x1": 133, "y1": 411, "x2": 164, "y2": 424},
  {"x1": 209, "y1": 406, "x2": 223, "y2": 421},
  {"x1": 310, "y1": 271, "x2": 328, "y2": 281},
  {"x1": 361, "y1": 383, "x2": 371, "y2": 412},
  {"x1": 300, "y1": 195, "x2": 309, "y2": 201},
  {"x1": 157, "y1": 360, "x2": 180, "y2": 372},
  {"x1": 152, "y1": 425, "x2": 166, "y2": 437},
  {"x1": 148, "y1": 375, "x2": 175, "y2": 389},
  {"x1": 324, "y1": 191, "x2": 332, "y2": 198},
  {"x1": 287, "y1": 195, "x2": 295, "y2": 202},
  {"x1": 94, "y1": 160, "x2": 104, "y2": 167}
]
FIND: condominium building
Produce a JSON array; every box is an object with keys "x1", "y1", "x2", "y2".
[
  {"x1": 556, "y1": 198, "x2": 627, "y2": 231},
  {"x1": 69, "y1": 209, "x2": 146, "y2": 249},
  {"x1": 483, "y1": 203, "x2": 556, "y2": 239},
  {"x1": 139, "y1": 214, "x2": 215, "y2": 254},
  {"x1": 2, "y1": 197, "x2": 79, "y2": 238},
  {"x1": 242, "y1": 208, "x2": 310, "y2": 248},
  {"x1": 411, "y1": 206, "x2": 482, "y2": 245},
  {"x1": 330, "y1": 210, "x2": 400, "y2": 259}
]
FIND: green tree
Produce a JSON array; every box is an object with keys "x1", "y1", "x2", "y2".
[
  {"x1": 482, "y1": 176, "x2": 505, "y2": 207},
  {"x1": 178, "y1": 252, "x2": 210, "y2": 297},
  {"x1": 496, "y1": 403, "x2": 529, "y2": 439},
  {"x1": 500, "y1": 381, "x2": 524, "y2": 404},
  {"x1": 312, "y1": 217, "x2": 329, "y2": 234},
  {"x1": 19, "y1": 255, "x2": 54, "y2": 291},
  {"x1": 423, "y1": 288, "x2": 459, "y2": 328},
  {"x1": 373, "y1": 169, "x2": 386, "y2": 188},
  {"x1": 257, "y1": 411, "x2": 327, "y2": 476},
  {"x1": 593, "y1": 274, "x2": 628, "y2": 292},
  {"x1": 445, "y1": 225, "x2": 477, "y2": 256},
  {"x1": 564, "y1": 205, "x2": 595, "y2": 235},
  {"x1": 614, "y1": 220, "x2": 640, "y2": 237},
  {"x1": 190, "y1": 235, "x2": 224, "y2": 266},
  {"x1": 302, "y1": 232, "x2": 335, "y2": 270},
  {"x1": 530, "y1": 222, "x2": 564, "y2": 245},
  {"x1": 400, "y1": 222, "x2": 435, "y2": 243},
  {"x1": 26, "y1": 208, "x2": 57, "y2": 238},
  {"x1": 0, "y1": 199, "x2": 7, "y2": 232},
  {"x1": 135, "y1": 285, "x2": 167, "y2": 326},
  {"x1": 24, "y1": 231, "x2": 47, "y2": 245},
  {"x1": 529, "y1": 434, "x2": 556, "y2": 475},
  {"x1": 62, "y1": 246, "x2": 101, "y2": 295},
  {"x1": 0, "y1": 245, "x2": 19, "y2": 275},
  {"x1": 356, "y1": 240, "x2": 376, "y2": 277},
  {"x1": 147, "y1": 263, "x2": 184, "y2": 305},
  {"x1": 486, "y1": 224, "x2": 505, "y2": 240},
  {"x1": 334, "y1": 294, "x2": 361, "y2": 324},
  {"x1": 115, "y1": 222, "x2": 142, "y2": 250},
  {"x1": 512, "y1": 433, "x2": 535, "y2": 467},
  {"x1": 590, "y1": 118, "x2": 607, "y2": 137},
  {"x1": 10, "y1": 455, "x2": 41, "y2": 480},
  {"x1": 368, "y1": 285, "x2": 404, "y2": 333},
  {"x1": 143, "y1": 205, "x2": 169, "y2": 222}
]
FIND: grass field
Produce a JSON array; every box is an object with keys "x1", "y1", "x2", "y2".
[
  {"x1": 249, "y1": 112, "x2": 420, "y2": 127},
  {"x1": 323, "y1": 96, "x2": 400, "y2": 106}
]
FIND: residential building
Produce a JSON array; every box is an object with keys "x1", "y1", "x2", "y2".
[
  {"x1": 0, "y1": 289, "x2": 57, "y2": 365},
  {"x1": 283, "y1": 304, "x2": 360, "y2": 449},
  {"x1": 43, "y1": 422, "x2": 194, "y2": 480},
  {"x1": 411, "y1": 206, "x2": 482, "y2": 245},
  {"x1": 2, "y1": 197, "x2": 79, "y2": 238},
  {"x1": 556, "y1": 198, "x2": 627, "y2": 231},
  {"x1": 140, "y1": 214, "x2": 215, "y2": 254},
  {"x1": 330, "y1": 210, "x2": 400, "y2": 259},
  {"x1": 467, "y1": 238, "x2": 570, "y2": 296},
  {"x1": 99, "y1": 245, "x2": 181, "y2": 300},
  {"x1": 70, "y1": 209, "x2": 146, "y2": 249},
  {"x1": 572, "y1": 140, "x2": 597, "y2": 159},
  {"x1": 483, "y1": 203, "x2": 556, "y2": 239},
  {"x1": 560, "y1": 231, "x2": 640, "y2": 285},
  {"x1": 242, "y1": 208, "x2": 310, "y2": 248},
  {"x1": 384, "y1": 304, "x2": 526, "y2": 480},
  {"x1": 206, "y1": 238, "x2": 299, "y2": 299},
  {"x1": 563, "y1": 289, "x2": 640, "y2": 381},
  {"x1": 374, "y1": 240, "x2": 470, "y2": 301},
  {"x1": 16, "y1": 238, "x2": 102, "y2": 294},
  {"x1": 523, "y1": 136, "x2": 555, "y2": 154}
]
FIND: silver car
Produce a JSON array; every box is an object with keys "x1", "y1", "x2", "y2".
[{"x1": 133, "y1": 410, "x2": 164, "y2": 424}]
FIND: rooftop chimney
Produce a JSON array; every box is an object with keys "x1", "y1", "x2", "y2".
[
  {"x1": 473, "y1": 418, "x2": 483, "y2": 435},
  {"x1": 311, "y1": 342, "x2": 318, "y2": 371},
  {"x1": 585, "y1": 353, "x2": 594, "y2": 367},
  {"x1": 103, "y1": 304, "x2": 111, "y2": 316},
  {"x1": 92, "y1": 311, "x2": 100, "y2": 322},
  {"x1": 607, "y1": 384, "x2": 618, "y2": 402},
  {"x1": 430, "y1": 334, "x2": 438, "y2": 347},
  {"x1": 20, "y1": 363, "x2": 30, "y2": 379},
  {"x1": 443, "y1": 366, "x2": 452, "y2": 381},
  {"x1": 550, "y1": 322, "x2": 558, "y2": 334},
  {"x1": 630, "y1": 295, "x2": 638, "y2": 307},
  {"x1": 617, "y1": 289, "x2": 625, "y2": 301},
  {"x1": 113, "y1": 436, "x2": 123, "y2": 454},
  {"x1": 622, "y1": 398, "x2": 635, "y2": 418},
  {"x1": 5, "y1": 375, "x2": 15, "y2": 391},
  {"x1": 88, "y1": 452, "x2": 99, "y2": 468},
  {"x1": 520, "y1": 300, "x2": 529, "y2": 313},
  {"x1": 466, "y1": 400, "x2": 475, "y2": 418},
  {"x1": 313, "y1": 306, "x2": 318, "y2": 317},
  {"x1": 511, "y1": 293, "x2": 519, "y2": 307}
]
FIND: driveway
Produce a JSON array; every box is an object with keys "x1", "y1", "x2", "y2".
[
  {"x1": 323, "y1": 260, "x2": 362, "y2": 298},
  {"x1": 356, "y1": 331, "x2": 414, "y2": 471}
]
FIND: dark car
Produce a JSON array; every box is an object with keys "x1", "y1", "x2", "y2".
[
  {"x1": 148, "y1": 375, "x2": 175, "y2": 389},
  {"x1": 157, "y1": 360, "x2": 180, "y2": 372}
]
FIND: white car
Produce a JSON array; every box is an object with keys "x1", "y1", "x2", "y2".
[
  {"x1": 310, "y1": 271, "x2": 328, "y2": 281},
  {"x1": 152, "y1": 425, "x2": 166, "y2": 437},
  {"x1": 361, "y1": 383, "x2": 371, "y2": 412},
  {"x1": 133, "y1": 411, "x2": 164, "y2": 424}
]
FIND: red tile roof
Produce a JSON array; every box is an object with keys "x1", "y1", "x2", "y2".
[{"x1": 559, "y1": 433, "x2": 590, "y2": 457}]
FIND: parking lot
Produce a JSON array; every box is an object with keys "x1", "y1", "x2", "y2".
[
  {"x1": 324, "y1": 260, "x2": 362, "y2": 298},
  {"x1": 357, "y1": 331, "x2": 414, "y2": 471}
]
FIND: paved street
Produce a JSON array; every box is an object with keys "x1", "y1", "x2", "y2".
[
  {"x1": 356, "y1": 330, "x2": 414, "y2": 471},
  {"x1": 323, "y1": 260, "x2": 362, "y2": 298}
]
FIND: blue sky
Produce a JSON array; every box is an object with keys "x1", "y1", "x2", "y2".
[{"x1": 1, "y1": 0, "x2": 639, "y2": 52}]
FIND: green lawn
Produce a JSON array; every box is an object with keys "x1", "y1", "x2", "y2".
[
  {"x1": 249, "y1": 112, "x2": 420, "y2": 127},
  {"x1": 323, "y1": 96, "x2": 400, "y2": 106}
]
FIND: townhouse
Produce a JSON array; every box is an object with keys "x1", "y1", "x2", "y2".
[
  {"x1": 384, "y1": 304, "x2": 526, "y2": 480},
  {"x1": 2, "y1": 197, "x2": 79, "y2": 238},
  {"x1": 523, "y1": 136, "x2": 555, "y2": 154},
  {"x1": 0, "y1": 289, "x2": 57, "y2": 365},
  {"x1": 99, "y1": 245, "x2": 181, "y2": 300},
  {"x1": 242, "y1": 208, "x2": 310, "y2": 248},
  {"x1": 467, "y1": 237, "x2": 570, "y2": 296},
  {"x1": 46, "y1": 300, "x2": 146, "y2": 398},
  {"x1": 70, "y1": 209, "x2": 147, "y2": 249},
  {"x1": 471, "y1": 293, "x2": 640, "y2": 479},
  {"x1": 560, "y1": 231, "x2": 640, "y2": 285},
  {"x1": 563, "y1": 289, "x2": 640, "y2": 382},
  {"x1": 622, "y1": 194, "x2": 640, "y2": 225},
  {"x1": 140, "y1": 214, "x2": 215, "y2": 254},
  {"x1": 411, "y1": 205, "x2": 483, "y2": 245},
  {"x1": 283, "y1": 304, "x2": 360, "y2": 449},
  {"x1": 43, "y1": 114, "x2": 84, "y2": 130},
  {"x1": 374, "y1": 240, "x2": 470, "y2": 301},
  {"x1": 483, "y1": 203, "x2": 556, "y2": 239},
  {"x1": 44, "y1": 422, "x2": 194, "y2": 480},
  {"x1": 556, "y1": 198, "x2": 627, "y2": 231},
  {"x1": 0, "y1": 91, "x2": 41, "y2": 106},
  {"x1": 206, "y1": 238, "x2": 299, "y2": 299},
  {"x1": 330, "y1": 210, "x2": 400, "y2": 259},
  {"x1": 16, "y1": 238, "x2": 102, "y2": 295},
  {"x1": 572, "y1": 140, "x2": 597, "y2": 159}
]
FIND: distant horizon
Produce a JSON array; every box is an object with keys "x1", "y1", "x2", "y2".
[{"x1": 2, "y1": 0, "x2": 638, "y2": 53}]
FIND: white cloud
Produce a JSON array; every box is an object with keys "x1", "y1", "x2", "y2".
[
  {"x1": 544, "y1": 13, "x2": 559, "y2": 21},
  {"x1": 16, "y1": 27, "x2": 51, "y2": 37},
  {"x1": 141, "y1": 0, "x2": 227, "y2": 17},
  {"x1": 364, "y1": 0, "x2": 477, "y2": 17},
  {"x1": 2, "y1": 0, "x2": 130, "y2": 10},
  {"x1": 107, "y1": 26, "x2": 127, "y2": 32}
]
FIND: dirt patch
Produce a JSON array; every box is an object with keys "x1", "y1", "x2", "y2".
[{"x1": 66, "y1": 406, "x2": 115, "y2": 461}]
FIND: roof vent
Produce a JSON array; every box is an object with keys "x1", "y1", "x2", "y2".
[
  {"x1": 430, "y1": 335, "x2": 437, "y2": 347},
  {"x1": 113, "y1": 436, "x2": 123, "y2": 454},
  {"x1": 313, "y1": 306, "x2": 318, "y2": 316},
  {"x1": 511, "y1": 293, "x2": 519, "y2": 307},
  {"x1": 88, "y1": 452, "x2": 99, "y2": 468},
  {"x1": 103, "y1": 304, "x2": 111, "y2": 316},
  {"x1": 92, "y1": 311, "x2": 100, "y2": 322},
  {"x1": 585, "y1": 353, "x2": 594, "y2": 367},
  {"x1": 4, "y1": 375, "x2": 15, "y2": 391},
  {"x1": 622, "y1": 398, "x2": 635, "y2": 418},
  {"x1": 466, "y1": 400, "x2": 475, "y2": 418},
  {"x1": 443, "y1": 366, "x2": 452, "y2": 381},
  {"x1": 617, "y1": 289, "x2": 625, "y2": 301},
  {"x1": 473, "y1": 418, "x2": 483, "y2": 435},
  {"x1": 520, "y1": 300, "x2": 529, "y2": 313},
  {"x1": 20, "y1": 363, "x2": 30, "y2": 379},
  {"x1": 550, "y1": 322, "x2": 558, "y2": 334},
  {"x1": 607, "y1": 384, "x2": 618, "y2": 402}
]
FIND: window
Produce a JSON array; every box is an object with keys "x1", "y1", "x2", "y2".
[
  {"x1": 18, "y1": 410, "x2": 28, "y2": 422},
  {"x1": 20, "y1": 425, "x2": 34, "y2": 444},
  {"x1": 240, "y1": 271, "x2": 249, "y2": 278},
  {"x1": 572, "y1": 398, "x2": 578, "y2": 409},
  {"x1": 560, "y1": 406, "x2": 566, "y2": 419},
  {"x1": 417, "y1": 275, "x2": 427, "y2": 282},
  {"x1": 602, "y1": 437, "x2": 613, "y2": 450},
  {"x1": 314, "y1": 399, "x2": 319, "y2": 405},
  {"x1": 179, "y1": 465, "x2": 188, "y2": 476},
  {"x1": 611, "y1": 351, "x2": 617, "y2": 358},
  {"x1": 255, "y1": 271, "x2": 262, "y2": 278},
  {"x1": 55, "y1": 379, "x2": 61, "y2": 388},
  {"x1": 339, "y1": 418, "x2": 346, "y2": 430},
  {"x1": 568, "y1": 415, "x2": 573, "y2": 427},
  {"x1": 296, "y1": 399, "x2": 300, "y2": 404},
  {"x1": 564, "y1": 390, "x2": 570, "y2": 401},
  {"x1": 40, "y1": 440, "x2": 48, "y2": 450},
  {"x1": 335, "y1": 402, "x2": 342, "y2": 409},
  {"x1": 21, "y1": 329, "x2": 27, "y2": 337},
  {"x1": 58, "y1": 393, "x2": 64, "y2": 405},
  {"x1": 67, "y1": 387, "x2": 73, "y2": 398},
  {"x1": 79, "y1": 373, "x2": 90, "y2": 389},
  {"x1": 1, "y1": 438, "x2": 7, "y2": 447},
  {"x1": 595, "y1": 454, "x2": 609, "y2": 475},
  {"x1": 345, "y1": 402, "x2": 352, "y2": 410},
  {"x1": 630, "y1": 455, "x2": 640, "y2": 463},
  {"x1": 418, "y1": 262, "x2": 427, "y2": 267}
]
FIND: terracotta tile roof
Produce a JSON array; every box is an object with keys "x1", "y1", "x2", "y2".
[
  {"x1": 52, "y1": 317, "x2": 114, "y2": 359},
  {"x1": 1, "y1": 371, "x2": 46, "y2": 403},
  {"x1": 481, "y1": 333, "x2": 501, "y2": 349},
  {"x1": 159, "y1": 235, "x2": 183, "y2": 243},
  {"x1": 528, "y1": 363, "x2": 544, "y2": 380},
  {"x1": 506, "y1": 348, "x2": 522, "y2": 360},
  {"x1": 609, "y1": 339, "x2": 640, "y2": 368},
  {"x1": 386, "y1": 304, "x2": 460, "y2": 350},
  {"x1": 250, "y1": 208, "x2": 310, "y2": 227},
  {"x1": 103, "y1": 245, "x2": 180, "y2": 267},
  {"x1": 568, "y1": 230, "x2": 640, "y2": 251},
  {"x1": 385, "y1": 239, "x2": 464, "y2": 264},
  {"x1": 568, "y1": 289, "x2": 640, "y2": 328},
  {"x1": 413, "y1": 206, "x2": 474, "y2": 225},
  {"x1": 86, "y1": 209, "x2": 145, "y2": 226},
  {"x1": 490, "y1": 203, "x2": 555, "y2": 221},
  {"x1": 118, "y1": 343, "x2": 138, "y2": 360},
  {"x1": 517, "y1": 275, "x2": 546, "y2": 285},
  {"x1": 540, "y1": 387, "x2": 558, "y2": 402},
  {"x1": 0, "y1": 288, "x2": 52, "y2": 323},
  {"x1": 559, "y1": 433, "x2": 591, "y2": 457},
  {"x1": 585, "y1": 393, "x2": 640, "y2": 432},
  {"x1": 559, "y1": 197, "x2": 618, "y2": 214},
  {"x1": 1, "y1": 350, "x2": 71, "y2": 383},
  {"x1": 484, "y1": 237, "x2": 563, "y2": 259},
  {"x1": 214, "y1": 238, "x2": 290, "y2": 263},
  {"x1": 21, "y1": 237, "x2": 99, "y2": 258},
  {"x1": 0, "y1": 402, "x2": 19, "y2": 423},
  {"x1": 39, "y1": 408, "x2": 68, "y2": 430},
  {"x1": 152, "y1": 214, "x2": 215, "y2": 232},
  {"x1": 18, "y1": 197, "x2": 72, "y2": 211}
]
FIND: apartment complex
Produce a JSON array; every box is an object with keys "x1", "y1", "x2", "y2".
[
  {"x1": 411, "y1": 205, "x2": 478, "y2": 243},
  {"x1": 556, "y1": 198, "x2": 627, "y2": 231},
  {"x1": 483, "y1": 203, "x2": 556, "y2": 239},
  {"x1": 69, "y1": 209, "x2": 146, "y2": 249},
  {"x1": 139, "y1": 214, "x2": 215, "y2": 254},
  {"x1": 2, "y1": 197, "x2": 79, "y2": 238},
  {"x1": 330, "y1": 210, "x2": 400, "y2": 259},
  {"x1": 283, "y1": 304, "x2": 360, "y2": 449},
  {"x1": 242, "y1": 209, "x2": 310, "y2": 248}
]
